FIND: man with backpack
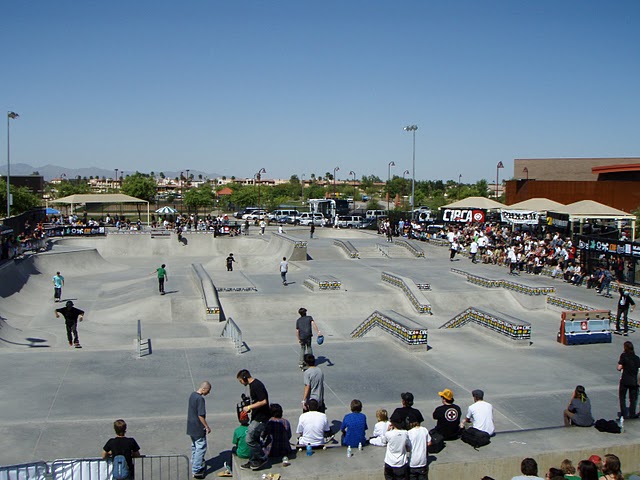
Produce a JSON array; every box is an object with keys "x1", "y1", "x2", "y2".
[{"x1": 102, "y1": 419, "x2": 141, "y2": 480}]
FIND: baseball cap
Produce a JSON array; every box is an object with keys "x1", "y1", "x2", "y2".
[
  {"x1": 438, "y1": 388, "x2": 454, "y2": 402},
  {"x1": 589, "y1": 455, "x2": 602, "y2": 464}
]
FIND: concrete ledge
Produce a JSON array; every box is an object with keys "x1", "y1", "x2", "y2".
[
  {"x1": 351, "y1": 309, "x2": 428, "y2": 350},
  {"x1": 191, "y1": 263, "x2": 222, "y2": 320},
  {"x1": 333, "y1": 239, "x2": 360, "y2": 258},
  {"x1": 452, "y1": 268, "x2": 556, "y2": 296},
  {"x1": 440, "y1": 307, "x2": 531, "y2": 343},
  {"x1": 233, "y1": 424, "x2": 640, "y2": 480},
  {"x1": 303, "y1": 275, "x2": 342, "y2": 291},
  {"x1": 272, "y1": 232, "x2": 308, "y2": 261},
  {"x1": 381, "y1": 271, "x2": 432, "y2": 314},
  {"x1": 396, "y1": 239, "x2": 425, "y2": 257}
]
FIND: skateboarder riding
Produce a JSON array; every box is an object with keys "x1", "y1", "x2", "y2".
[{"x1": 55, "y1": 300, "x2": 85, "y2": 348}]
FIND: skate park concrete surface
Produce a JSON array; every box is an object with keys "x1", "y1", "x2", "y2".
[{"x1": 1, "y1": 225, "x2": 640, "y2": 479}]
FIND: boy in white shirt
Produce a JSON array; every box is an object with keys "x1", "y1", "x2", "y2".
[
  {"x1": 407, "y1": 422, "x2": 431, "y2": 480},
  {"x1": 383, "y1": 421, "x2": 410, "y2": 480}
]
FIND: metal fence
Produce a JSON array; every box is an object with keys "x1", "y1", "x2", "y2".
[
  {"x1": 0, "y1": 461, "x2": 48, "y2": 480},
  {"x1": 220, "y1": 317, "x2": 243, "y2": 353},
  {"x1": 0, "y1": 454, "x2": 189, "y2": 480}
]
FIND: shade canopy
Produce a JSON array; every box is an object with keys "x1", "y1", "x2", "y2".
[
  {"x1": 50, "y1": 194, "x2": 150, "y2": 224},
  {"x1": 559, "y1": 200, "x2": 635, "y2": 220},
  {"x1": 51, "y1": 194, "x2": 148, "y2": 205},
  {"x1": 507, "y1": 198, "x2": 565, "y2": 212},
  {"x1": 442, "y1": 196, "x2": 504, "y2": 210}
]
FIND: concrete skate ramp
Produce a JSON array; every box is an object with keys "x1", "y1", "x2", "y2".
[
  {"x1": 57, "y1": 232, "x2": 302, "y2": 264},
  {"x1": 425, "y1": 289, "x2": 525, "y2": 319},
  {"x1": 0, "y1": 249, "x2": 121, "y2": 301},
  {"x1": 0, "y1": 315, "x2": 51, "y2": 349}
]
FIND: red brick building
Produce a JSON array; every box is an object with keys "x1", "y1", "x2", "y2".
[{"x1": 506, "y1": 158, "x2": 640, "y2": 212}]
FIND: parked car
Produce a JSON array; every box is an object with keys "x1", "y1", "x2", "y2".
[
  {"x1": 365, "y1": 209, "x2": 386, "y2": 219},
  {"x1": 268, "y1": 209, "x2": 300, "y2": 223},
  {"x1": 234, "y1": 207, "x2": 260, "y2": 219},
  {"x1": 297, "y1": 212, "x2": 326, "y2": 226},
  {"x1": 242, "y1": 210, "x2": 267, "y2": 220},
  {"x1": 336, "y1": 215, "x2": 365, "y2": 228}
]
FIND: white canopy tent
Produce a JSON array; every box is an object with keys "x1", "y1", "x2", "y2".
[
  {"x1": 50, "y1": 194, "x2": 150, "y2": 224},
  {"x1": 507, "y1": 198, "x2": 566, "y2": 212},
  {"x1": 441, "y1": 196, "x2": 504, "y2": 210},
  {"x1": 558, "y1": 200, "x2": 636, "y2": 241}
]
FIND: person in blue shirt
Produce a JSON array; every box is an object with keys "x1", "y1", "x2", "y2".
[{"x1": 341, "y1": 399, "x2": 368, "y2": 448}]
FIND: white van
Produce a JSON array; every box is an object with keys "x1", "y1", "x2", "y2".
[
  {"x1": 366, "y1": 210, "x2": 386, "y2": 219},
  {"x1": 336, "y1": 215, "x2": 365, "y2": 228},
  {"x1": 268, "y1": 210, "x2": 300, "y2": 223},
  {"x1": 298, "y1": 212, "x2": 326, "y2": 226}
]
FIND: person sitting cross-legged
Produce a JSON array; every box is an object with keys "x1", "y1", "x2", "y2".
[{"x1": 296, "y1": 399, "x2": 331, "y2": 447}]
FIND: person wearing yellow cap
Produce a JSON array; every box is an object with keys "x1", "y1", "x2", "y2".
[{"x1": 431, "y1": 388, "x2": 462, "y2": 440}]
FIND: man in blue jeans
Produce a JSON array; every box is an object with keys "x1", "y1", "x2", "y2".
[
  {"x1": 237, "y1": 370, "x2": 270, "y2": 471},
  {"x1": 187, "y1": 381, "x2": 212, "y2": 479}
]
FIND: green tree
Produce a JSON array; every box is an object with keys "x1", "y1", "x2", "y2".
[
  {"x1": 121, "y1": 173, "x2": 157, "y2": 218},
  {"x1": 121, "y1": 172, "x2": 157, "y2": 201},
  {"x1": 184, "y1": 184, "x2": 214, "y2": 214},
  {"x1": 0, "y1": 179, "x2": 41, "y2": 215},
  {"x1": 56, "y1": 179, "x2": 91, "y2": 197}
]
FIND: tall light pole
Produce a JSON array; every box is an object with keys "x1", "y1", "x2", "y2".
[
  {"x1": 458, "y1": 174, "x2": 462, "y2": 187},
  {"x1": 403, "y1": 169, "x2": 410, "y2": 211},
  {"x1": 349, "y1": 170, "x2": 356, "y2": 202},
  {"x1": 114, "y1": 169, "x2": 119, "y2": 190},
  {"x1": 496, "y1": 161, "x2": 504, "y2": 200},
  {"x1": 333, "y1": 166, "x2": 339, "y2": 197},
  {"x1": 387, "y1": 161, "x2": 395, "y2": 212},
  {"x1": 301, "y1": 173, "x2": 305, "y2": 202},
  {"x1": 186, "y1": 169, "x2": 190, "y2": 188},
  {"x1": 403, "y1": 125, "x2": 418, "y2": 220},
  {"x1": 6, "y1": 112, "x2": 19, "y2": 218},
  {"x1": 256, "y1": 168, "x2": 266, "y2": 210}
]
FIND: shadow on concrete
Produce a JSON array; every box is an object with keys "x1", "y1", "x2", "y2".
[
  {"x1": 316, "y1": 355, "x2": 334, "y2": 367},
  {"x1": 205, "y1": 449, "x2": 232, "y2": 476}
]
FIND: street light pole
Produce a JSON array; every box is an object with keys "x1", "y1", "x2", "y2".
[
  {"x1": 349, "y1": 170, "x2": 356, "y2": 202},
  {"x1": 403, "y1": 125, "x2": 418, "y2": 221},
  {"x1": 496, "y1": 161, "x2": 504, "y2": 200},
  {"x1": 301, "y1": 173, "x2": 305, "y2": 202},
  {"x1": 403, "y1": 170, "x2": 409, "y2": 211},
  {"x1": 333, "y1": 167, "x2": 339, "y2": 197},
  {"x1": 387, "y1": 161, "x2": 395, "y2": 212},
  {"x1": 186, "y1": 169, "x2": 190, "y2": 188},
  {"x1": 6, "y1": 112, "x2": 19, "y2": 218},
  {"x1": 256, "y1": 168, "x2": 266, "y2": 210},
  {"x1": 114, "y1": 169, "x2": 119, "y2": 190}
]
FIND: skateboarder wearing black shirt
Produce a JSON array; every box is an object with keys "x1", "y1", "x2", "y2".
[
  {"x1": 616, "y1": 287, "x2": 636, "y2": 335},
  {"x1": 237, "y1": 369, "x2": 270, "y2": 471},
  {"x1": 55, "y1": 300, "x2": 84, "y2": 348}
]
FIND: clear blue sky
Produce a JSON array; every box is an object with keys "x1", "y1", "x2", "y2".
[{"x1": 3, "y1": 0, "x2": 639, "y2": 183}]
